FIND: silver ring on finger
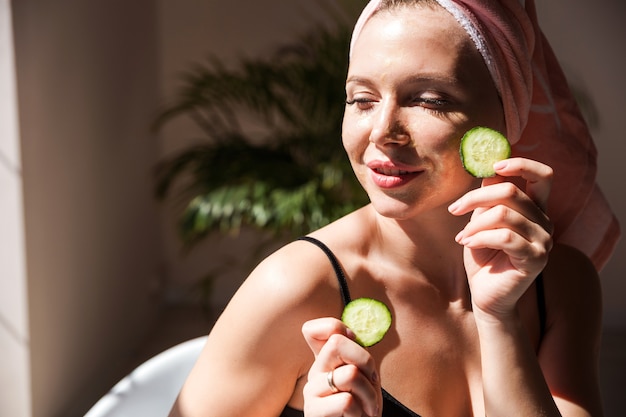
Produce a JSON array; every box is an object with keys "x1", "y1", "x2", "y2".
[{"x1": 327, "y1": 369, "x2": 339, "y2": 393}]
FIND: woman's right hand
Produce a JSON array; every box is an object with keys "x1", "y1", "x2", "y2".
[{"x1": 301, "y1": 318, "x2": 382, "y2": 417}]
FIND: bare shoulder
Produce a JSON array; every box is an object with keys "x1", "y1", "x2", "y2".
[
  {"x1": 210, "y1": 236, "x2": 348, "y2": 352},
  {"x1": 544, "y1": 243, "x2": 598, "y2": 278},
  {"x1": 538, "y1": 243, "x2": 604, "y2": 415},
  {"x1": 542, "y1": 243, "x2": 601, "y2": 320},
  {"x1": 171, "y1": 238, "x2": 347, "y2": 416},
  {"x1": 208, "y1": 211, "x2": 370, "y2": 358},
  {"x1": 245, "y1": 236, "x2": 348, "y2": 307},
  {"x1": 205, "y1": 237, "x2": 345, "y2": 360}
]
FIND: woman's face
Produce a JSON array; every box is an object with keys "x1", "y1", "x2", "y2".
[{"x1": 343, "y1": 5, "x2": 505, "y2": 220}]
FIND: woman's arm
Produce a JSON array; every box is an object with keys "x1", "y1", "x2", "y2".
[
  {"x1": 539, "y1": 244, "x2": 604, "y2": 416},
  {"x1": 474, "y1": 244, "x2": 602, "y2": 417},
  {"x1": 168, "y1": 241, "x2": 343, "y2": 417},
  {"x1": 450, "y1": 157, "x2": 564, "y2": 415},
  {"x1": 473, "y1": 293, "x2": 563, "y2": 416},
  {"x1": 450, "y1": 157, "x2": 603, "y2": 416}
]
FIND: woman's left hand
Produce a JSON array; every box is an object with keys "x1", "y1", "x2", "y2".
[
  {"x1": 448, "y1": 157, "x2": 554, "y2": 319},
  {"x1": 301, "y1": 318, "x2": 382, "y2": 417}
]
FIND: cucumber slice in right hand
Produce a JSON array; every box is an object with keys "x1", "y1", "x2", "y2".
[
  {"x1": 341, "y1": 298, "x2": 392, "y2": 347},
  {"x1": 460, "y1": 126, "x2": 511, "y2": 178}
]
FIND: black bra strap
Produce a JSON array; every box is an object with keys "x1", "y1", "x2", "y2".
[
  {"x1": 297, "y1": 236, "x2": 352, "y2": 306},
  {"x1": 298, "y1": 236, "x2": 548, "y2": 343}
]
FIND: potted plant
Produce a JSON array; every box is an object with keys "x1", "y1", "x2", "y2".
[{"x1": 152, "y1": 7, "x2": 369, "y2": 308}]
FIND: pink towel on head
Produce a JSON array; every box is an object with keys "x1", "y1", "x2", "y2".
[{"x1": 350, "y1": 0, "x2": 620, "y2": 270}]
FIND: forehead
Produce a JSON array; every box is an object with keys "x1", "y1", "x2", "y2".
[{"x1": 349, "y1": 6, "x2": 479, "y2": 81}]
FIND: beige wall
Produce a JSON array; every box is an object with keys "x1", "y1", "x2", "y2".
[
  {"x1": 9, "y1": 0, "x2": 163, "y2": 415},
  {"x1": 0, "y1": 0, "x2": 31, "y2": 415}
]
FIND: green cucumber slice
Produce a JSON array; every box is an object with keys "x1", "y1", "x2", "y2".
[
  {"x1": 341, "y1": 298, "x2": 392, "y2": 347},
  {"x1": 460, "y1": 127, "x2": 511, "y2": 178}
]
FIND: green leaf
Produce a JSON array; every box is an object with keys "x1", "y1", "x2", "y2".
[{"x1": 154, "y1": 12, "x2": 368, "y2": 249}]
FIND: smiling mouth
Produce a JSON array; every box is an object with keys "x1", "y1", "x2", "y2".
[
  {"x1": 373, "y1": 168, "x2": 414, "y2": 176},
  {"x1": 369, "y1": 166, "x2": 421, "y2": 189}
]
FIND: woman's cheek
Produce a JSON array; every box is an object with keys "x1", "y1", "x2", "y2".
[{"x1": 341, "y1": 119, "x2": 369, "y2": 157}]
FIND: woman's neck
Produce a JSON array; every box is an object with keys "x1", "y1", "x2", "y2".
[{"x1": 367, "y1": 204, "x2": 471, "y2": 300}]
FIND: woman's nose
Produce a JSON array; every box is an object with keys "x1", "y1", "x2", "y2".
[{"x1": 368, "y1": 103, "x2": 411, "y2": 146}]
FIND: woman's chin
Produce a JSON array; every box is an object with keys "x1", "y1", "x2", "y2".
[{"x1": 366, "y1": 193, "x2": 419, "y2": 220}]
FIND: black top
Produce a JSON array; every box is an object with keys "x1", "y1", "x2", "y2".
[{"x1": 280, "y1": 236, "x2": 547, "y2": 417}]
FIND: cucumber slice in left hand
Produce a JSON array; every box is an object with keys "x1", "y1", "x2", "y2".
[
  {"x1": 341, "y1": 298, "x2": 392, "y2": 347},
  {"x1": 460, "y1": 126, "x2": 511, "y2": 178}
]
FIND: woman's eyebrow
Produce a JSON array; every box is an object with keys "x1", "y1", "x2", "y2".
[
  {"x1": 346, "y1": 75, "x2": 464, "y2": 97},
  {"x1": 405, "y1": 74, "x2": 461, "y2": 86},
  {"x1": 345, "y1": 76, "x2": 374, "y2": 86},
  {"x1": 346, "y1": 73, "x2": 460, "y2": 86}
]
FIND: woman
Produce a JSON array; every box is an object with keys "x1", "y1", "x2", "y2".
[{"x1": 169, "y1": 0, "x2": 619, "y2": 416}]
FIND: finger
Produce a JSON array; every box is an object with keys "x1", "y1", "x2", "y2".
[
  {"x1": 458, "y1": 205, "x2": 553, "y2": 243},
  {"x1": 493, "y1": 157, "x2": 553, "y2": 211},
  {"x1": 302, "y1": 317, "x2": 354, "y2": 357},
  {"x1": 311, "y1": 333, "x2": 378, "y2": 380},
  {"x1": 332, "y1": 364, "x2": 380, "y2": 398},
  {"x1": 334, "y1": 364, "x2": 381, "y2": 417},
  {"x1": 460, "y1": 228, "x2": 551, "y2": 272},
  {"x1": 309, "y1": 365, "x2": 381, "y2": 417},
  {"x1": 449, "y1": 182, "x2": 552, "y2": 233}
]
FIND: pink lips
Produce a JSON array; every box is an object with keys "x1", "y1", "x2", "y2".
[{"x1": 367, "y1": 161, "x2": 421, "y2": 189}]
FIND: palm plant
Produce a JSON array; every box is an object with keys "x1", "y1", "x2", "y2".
[{"x1": 153, "y1": 14, "x2": 368, "y2": 249}]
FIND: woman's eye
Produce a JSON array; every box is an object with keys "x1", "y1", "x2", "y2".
[
  {"x1": 411, "y1": 96, "x2": 451, "y2": 115},
  {"x1": 346, "y1": 97, "x2": 375, "y2": 111},
  {"x1": 414, "y1": 97, "x2": 446, "y2": 108}
]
